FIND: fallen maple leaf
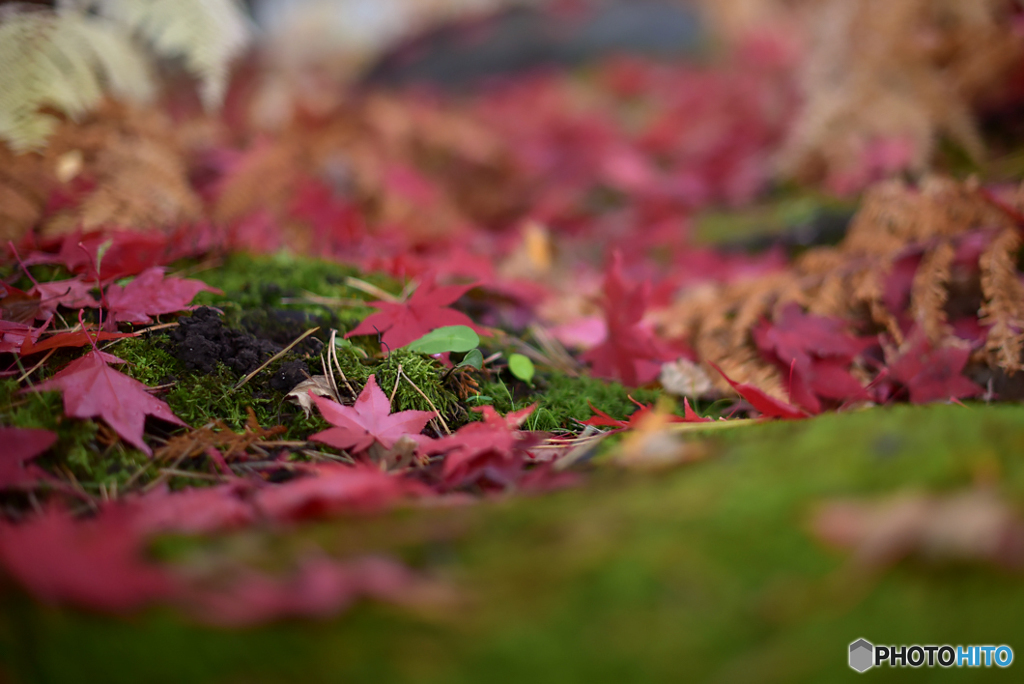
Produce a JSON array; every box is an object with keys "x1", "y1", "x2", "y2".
[
  {"x1": 30, "y1": 277, "x2": 99, "y2": 316},
  {"x1": 20, "y1": 329, "x2": 135, "y2": 356},
  {"x1": 425, "y1": 404, "x2": 537, "y2": 488},
  {"x1": 254, "y1": 463, "x2": 426, "y2": 522},
  {"x1": 345, "y1": 276, "x2": 482, "y2": 350},
  {"x1": 105, "y1": 267, "x2": 221, "y2": 324},
  {"x1": 31, "y1": 351, "x2": 185, "y2": 455},
  {"x1": 582, "y1": 251, "x2": 679, "y2": 386},
  {"x1": 887, "y1": 332, "x2": 983, "y2": 404},
  {"x1": 709, "y1": 362, "x2": 808, "y2": 420},
  {"x1": 0, "y1": 507, "x2": 173, "y2": 612},
  {"x1": 310, "y1": 375, "x2": 435, "y2": 454},
  {"x1": 0, "y1": 427, "x2": 56, "y2": 489}
]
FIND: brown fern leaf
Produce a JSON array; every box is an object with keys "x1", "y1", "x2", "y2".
[
  {"x1": 980, "y1": 227, "x2": 1024, "y2": 374},
  {"x1": 0, "y1": 144, "x2": 54, "y2": 242},
  {"x1": 779, "y1": 0, "x2": 1023, "y2": 190},
  {"x1": 38, "y1": 101, "x2": 201, "y2": 237},
  {"x1": 910, "y1": 240, "x2": 955, "y2": 343}
]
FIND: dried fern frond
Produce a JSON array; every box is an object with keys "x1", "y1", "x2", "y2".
[
  {"x1": 0, "y1": 7, "x2": 154, "y2": 151},
  {"x1": 980, "y1": 227, "x2": 1024, "y2": 374},
  {"x1": 777, "y1": 0, "x2": 1023, "y2": 191},
  {"x1": 92, "y1": 0, "x2": 252, "y2": 109}
]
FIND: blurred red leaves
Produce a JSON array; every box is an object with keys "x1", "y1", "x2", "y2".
[
  {"x1": 582, "y1": 252, "x2": 679, "y2": 387},
  {"x1": 0, "y1": 427, "x2": 56, "y2": 489}
]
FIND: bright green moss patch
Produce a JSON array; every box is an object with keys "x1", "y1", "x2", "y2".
[
  {"x1": 189, "y1": 252, "x2": 396, "y2": 334},
  {"x1": 477, "y1": 371, "x2": 662, "y2": 431}
]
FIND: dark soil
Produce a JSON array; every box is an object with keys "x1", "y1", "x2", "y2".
[{"x1": 170, "y1": 307, "x2": 282, "y2": 375}]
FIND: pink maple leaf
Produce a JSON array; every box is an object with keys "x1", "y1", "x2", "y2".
[
  {"x1": 310, "y1": 375, "x2": 435, "y2": 453},
  {"x1": 345, "y1": 276, "x2": 482, "y2": 350},
  {"x1": 888, "y1": 333, "x2": 982, "y2": 404},
  {"x1": 105, "y1": 267, "x2": 221, "y2": 324},
  {"x1": 582, "y1": 251, "x2": 679, "y2": 387},
  {"x1": 31, "y1": 350, "x2": 185, "y2": 455},
  {"x1": 0, "y1": 427, "x2": 56, "y2": 489}
]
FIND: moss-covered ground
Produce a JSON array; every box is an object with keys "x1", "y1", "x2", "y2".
[{"x1": 3, "y1": 403, "x2": 1024, "y2": 682}]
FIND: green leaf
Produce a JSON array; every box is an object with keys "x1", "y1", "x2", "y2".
[
  {"x1": 458, "y1": 348, "x2": 484, "y2": 370},
  {"x1": 509, "y1": 354, "x2": 535, "y2": 384},
  {"x1": 407, "y1": 326, "x2": 480, "y2": 355}
]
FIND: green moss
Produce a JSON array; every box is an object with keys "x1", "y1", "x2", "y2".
[
  {"x1": 477, "y1": 372, "x2": 661, "y2": 432},
  {"x1": 0, "y1": 378, "x2": 147, "y2": 488},
  {"x1": 188, "y1": 253, "x2": 397, "y2": 335},
  {"x1": 369, "y1": 347, "x2": 461, "y2": 424},
  {"x1": 114, "y1": 332, "x2": 327, "y2": 441}
]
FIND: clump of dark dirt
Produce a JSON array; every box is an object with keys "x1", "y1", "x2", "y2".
[
  {"x1": 269, "y1": 360, "x2": 310, "y2": 392},
  {"x1": 170, "y1": 307, "x2": 281, "y2": 375}
]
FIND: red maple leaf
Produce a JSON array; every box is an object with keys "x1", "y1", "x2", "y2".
[
  {"x1": 581, "y1": 394, "x2": 711, "y2": 431},
  {"x1": 21, "y1": 329, "x2": 136, "y2": 356},
  {"x1": 345, "y1": 276, "x2": 482, "y2": 350},
  {"x1": 0, "y1": 507, "x2": 173, "y2": 612},
  {"x1": 30, "y1": 277, "x2": 99, "y2": 316},
  {"x1": 425, "y1": 404, "x2": 536, "y2": 488},
  {"x1": 710, "y1": 362, "x2": 808, "y2": 420},
  {"x1": 310, "y1": 374, "x2": 435, "y2": 453},
  {"x1": 0, "y1": 315, "x2": 44, "y2": 354},
  {"x1": 752, "y1": 304, "x2": 871, "y2": 413},
  {"x1": 0, "y1": 427, "x2": 56, "y2": 489},
  {"x1": 254, "y1": 464, "x2": 427, "y2": 522},
  {"x1": 887, "y1": 332, "x2": 982, "y2": 404},
  {"x1": 581, "y1": 251, "x2": 679, "y2": 387},
  {"x1": 31, "y1": 350, "x2": 185, "y2": 455},
  {"x1": 105, "y1": 267, "x2": 220, "y2": 324}
]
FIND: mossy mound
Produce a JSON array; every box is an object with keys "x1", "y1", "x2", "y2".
[{"x1": 4, "y1": 404, "x2": 1023, "y2": 682}]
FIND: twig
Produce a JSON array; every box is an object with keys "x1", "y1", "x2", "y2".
[
  {"x1": 15, "y1": 348, "x2": 56, "y2": 383},
  {"x1": 329, "y1": 329, "x2": 356, "y2": 397},
  {"x1": 234, "y1": 327, "x2": 320, "y2": 391},
  {"x1": 399, "y1": 367, "x2": 451, "y2": 435},
  {"x1": 344, "y1": 276, "x2": 402, "y2": 303},
  {"x1": 389, "y1": 364, "x2": 402, "y2": 405}
]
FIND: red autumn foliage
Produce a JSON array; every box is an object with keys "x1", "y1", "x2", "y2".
[
  {"x1": 0, "y1": 427, "x2": 56, "y2": 489},
  {"x1": 254, "y1": 464, "x2": 427, "y2": 522},
  {"x1": 752, "y1": 304, "x2": 871, "y2": 413},
  {"x1": 345, "y1": 276, "x2": 482, "y2": 350},
  {"x1": 0, "y1": 507, "x2": 173, "y2": 612},
  {"x1": 709, "y1": 362, "x2": 808, "y2": 420},
  {"x1": 581, "y1": 251, "x2": 679, "y2": 387},
  {"x1": 886, "y1": 332, "x2": 983, "y2": 404},
  {"x1": 104, "y1": 266, "x2": 221, "y2": 324},
  {"x1": 31, "y1": 350, "x2": 184, "y2": 455},
  {"x1": 20, "y1": 329, "x2": 135, "y2": 356}
]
